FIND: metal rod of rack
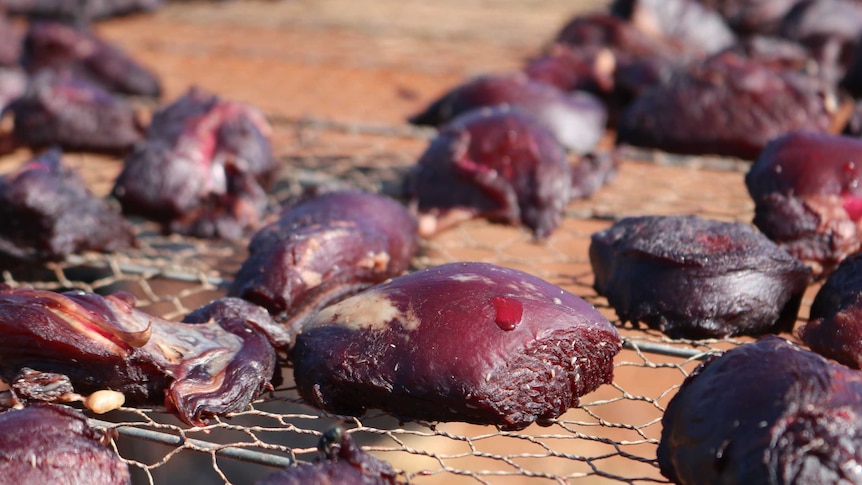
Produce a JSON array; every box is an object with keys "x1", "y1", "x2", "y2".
[{"x1": 89, "y1": 418, "x2": 293, "y2": 469}]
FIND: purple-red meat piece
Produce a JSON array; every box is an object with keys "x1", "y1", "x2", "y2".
[
  {"x1": 23, "y1": 21, "x2": 162, "y2": 98},
  {"x1": 610, "y1": 0, "x2": 736, "y2": 56},
  {"x1": 720, "y1": 35, "x2": 814, "y2": 72},
  {"x1": 408, "y1": 73, "x2": 607, "y2": 154},
  {"x1": 291, "y1": 262, "x2": 621, "y2": 431},
  {"x1": 256, "y1": 428, "x2": 399, "y2": 485},
  {"x1": 229, "y1": 191, "x2": 419, "y2": 336},
  {"x1": 0, "y1": 286, "x2": 279, "y2": 426},
  {"x1": 0, "y1": 149, "x2": 136, "y2": 269},
  {"x1": 658, "y1": 335, "x2": 862, "y2": 485},
  {"x1": 617, "y1": 52, "x2": 841, "y2": 159},
  {"x1": 800, "y1": 253, "x2": 862, "y2": 368},
  {"x1": 0, "y1": 404, "x2": 130, "y2": 484},
  {"x1": 745, "y1": 131, "x2": 862, "y2": 273},
  {"x1": 405, "y1": 107, "x2": 576, "y2": 238},
  {"x1": 698, "y1": 0, "x2": 802, "y2": 36},
  {"x1": 780, "y1": 0, "x2": 862, "y2": 83},
  {"x1": 9, "y1": 72, "x2": 144, "y2": 152},
  {"x1": 0, "y1": 0, "x2": 161, "y2": 23},
  {"x1": 112, "y1": 87, "x2": 276, "y2": 239},
  {"x1": 590, "y1": 215, "x2": 810, "y2": 339}
]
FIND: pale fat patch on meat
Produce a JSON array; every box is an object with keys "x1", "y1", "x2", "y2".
[{"x1": 304, "y1": 288, "x2": 421, "y2": 332}]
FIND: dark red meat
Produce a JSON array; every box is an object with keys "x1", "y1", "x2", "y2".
[
  {"x1": 23, "y1": 21, "x2": 162, "y2": 98},
  {"x1": 554, "y1": 12, "x2": 681, "y2": 60},
  {"x1": 610, "y1": 0, "x2": 736, "y2": 55},
  {"x1": 658, "y1": 336, "x2": 862, "y2": 485},
  {"x1": 800, "y1": 253, "x2": 862, "y2": 368},
  {"x1": 698, "y1": 0, "x2": 802, "y2": 35},
  {"x1": 9, "y1": 71, "x2": 144, "y2": 152},
  {"x1": 405, "y1": 107, "x2": 575, "y2": 238},
  {"x1": 112, "y1": 87, "x2": 276, "y2": 239},
  {"x1": 0, "y1": 404, "x2": 130, "y2": 484},
  {"x1": 617, "y1": 52, "x2": 840, "y2": 159},
  {"x1": 291, "y1": 262, "x2": 621, "y2": 431},
  {"x1": 408, "y1": 73, "x2": 607, "y2": 154},
  {"x1": 745, "y1": 131, "x2": 862, "y2": 273},
  {"x1": 720, "y1": 35, "x2": 814, "y2": 72},
  {"x1": 229, "y1": 191, "x2": 418, "y2": 336},
  {"x1": 590, "y1": 215, "x2": 810, "y2": 339},
  {"x1": 0, "y1": 0, "x2": 161, "y2": 23},
  {"x1": 780, "y1": 0, "x2": 862, "y2": 83},
  {"x1": 256, "y1": 428, "x2": 399, "y2": 485},
  {"x1": 0, "y1": 149, "x2": 136, "y2": 269},
  {"x1": 0, "y1": 287, "x2": 279, "y2": 426},
  {"x1": 524, "y1": 43, "x2": 616, "y2": 94}
]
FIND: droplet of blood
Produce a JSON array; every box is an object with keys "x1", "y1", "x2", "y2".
[{"x1": 491, "y1": 296, "x2": 523, "y2": 331}]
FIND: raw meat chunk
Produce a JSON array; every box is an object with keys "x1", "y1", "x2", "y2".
[
  {"x1": 112, "y1": 87, "x2": 276, "y2": 239},
  {"x1": 800, "y1": 253, "x2": 862, "y2": 368},
  {"x1": 658, "y1": 336, "x2": 862, "y2": 485},
  {"x1": 23, "y1": 21, "x2": 162, "y2": 98},
  {"x1": 292, "y1": 262, "x2": 621, "y2": 431},
  {"x1": 404, "y1": 107, "x2": 574, "y2": 238},
  {"x1": 590, "y1": 215, "x2": 810, "y2": 339},
  {"x1": 698, "y1": 0, "x2": 801, "y2": 36},
  {"x1": 1, "y1": 0, "x2": 161, "y2": 23},
  {"x1": 9, "y1": 71, "x2": 144, "y2": 152},
  {"x1": 0, "y1": 287, "x2": 279, "y2": 426},
  {"x1": 610, "y1": 0, "x2": 736, "y2": 55},
  {"x1": 745, "y1": 130, "x2": 862, "y2": 273},
  {"x1": 0, "y1": 404, "x2": 130, "y2": 485},
  {"x1": 617, "y1": 52, "x2": 841, "y2": 159},
  {"x1": 256, "y1": 428, "x2": 398, "y2": 485},
  {"x1": 229, "y1": 191, "x2": 419, "y2": 335},
  {"x1": 0, "y1": 149, "x2": 136, "y2": 269},
  {"x1": 408, "y1": 73, "x2": 607, "y2": 154}
]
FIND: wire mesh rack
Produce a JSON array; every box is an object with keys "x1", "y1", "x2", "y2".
[{"x1": 0, "y1": 111, "x2": 806, "y2": 485}]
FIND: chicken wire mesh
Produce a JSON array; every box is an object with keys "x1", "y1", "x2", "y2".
[{"x1": 0, "y1": 115, "x2": 803, "y2": 485}]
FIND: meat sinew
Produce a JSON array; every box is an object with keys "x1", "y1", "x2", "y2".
[
  {"x1": 0, "y1": 286, "x2": 279, "y2": 426},
  {"x1": 617, "y1": 52, "x2": 841, "y2": 160},
  {"x1": 404, "y1": 107, "x2": 574, "y2": 238},
  {"x1": 745, "y1": 131, "x2": 862, "y2": 274},
  {"x1": 230, "y1": 191, "x2": 419, "y2": 336},
  {"x1": 0, "y1": 149, "x2": 136, "y2": 269},
  {"x1": 291, "y1": 262, "x2": 621, "y2": 431},
  {"x1": 800, "y1": 253, "x2": 862, "y2": 368},
  {"x1": 590, "y1": 215, "x2": 811, "y2": 339},
  {"x1": 658, "y1": 335, "x2": 862, "y2": 485},
  {"x1": 112, "y1": 87, "x2": 277, "y2": 239},
  {"x1": 255, "y1": 427, "x2": 398, "y2": 485},
  {"x1": 0, "y1": 404, "x2": 130, "y2": 485}
]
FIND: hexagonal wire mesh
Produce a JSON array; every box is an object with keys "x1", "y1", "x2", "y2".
[{"x1": 1, "y1": 116, "x2": 797, "y2": 485}]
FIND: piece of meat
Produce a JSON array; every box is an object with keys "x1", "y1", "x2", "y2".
[
  {"x1": 610, "y1": 0, "x2": 736, "y2": 56},
  {"x1": 799, "y1": 253, "x2": 862, "y2": 368},
  {"x1": 780, "y1": 0, "x2": 862, "y2": 83},
  {"x1": 255, "y1": 428, "x2": 399, "y2": 485},
  {"x1": 554, "y1": 12, "x2": 682, "y2": 60},
  {"x1": 617, "y1": 52, "x2": 841, "y2": 159},
  {"x1": 0, "y1": 404, "x2": 130, "y2": 485},
  {"x1": 658, "y1": 335, "x2": 862, "y2": 485},
  {"x1": 524, "y1": 43, "x2": 617, "y2": 94},
  {"x1": 112, "y1": 87, "x2": 276, "y2": 239},
  {"x1": 0, "y1": 14, "x2": 22, "y2": 67},
  {"x1": 23, "y1": 21, "x2": 162, "y2": 98},
  {"x1": 590, "y1": 215, "x2": 811, "y2": 339},
  {"x1": 229, "y1": 191, "x2": 419, "y2": 336},
  {"x1": 404, "y1": 107, "x2": 574, "y2": 238},
  {"x1": 720, "y1": 35, "x2": 817, "y2": 73},
  {"x1": 291, "y1": 262, "x2": 621, "y2": 431},
  {"x1": 0, "y1": 149, "x2": 136, "y2": 269},
  {"x1": 0, "y1": 286, "x2": 279, "y2": 426},
  {"x1": 698, "y1": 0, "x2": 802, "y2": 36},
  {"x1": 745, "y1": 130, "x2": 862, "y2": 274},
  {"x1": 408, "y1": 73, "x2": 607, "y2": 154},
  {"x1": 0, "y1": 0, "x2": 161, "y2": 23},
  {"x1": 9, "y1": 71, "x2": 144, "y2": 153}
]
